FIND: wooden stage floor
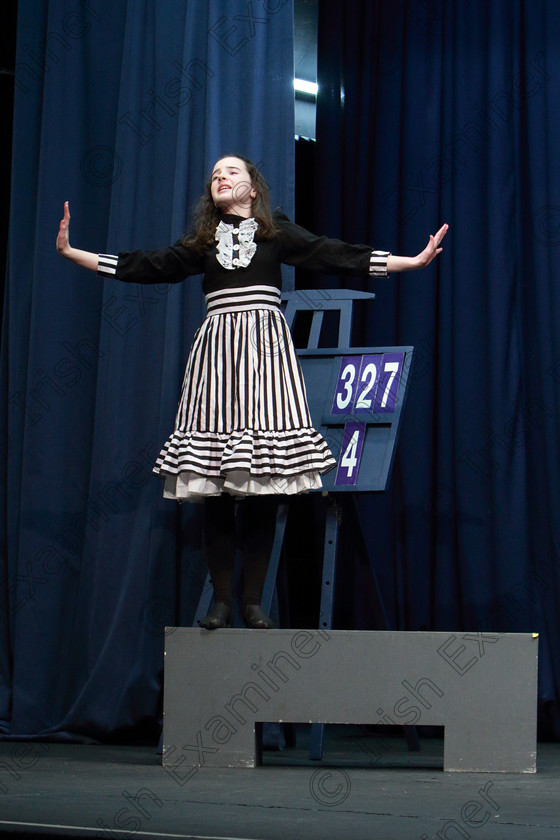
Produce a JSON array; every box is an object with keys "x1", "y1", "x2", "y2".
[{"x1": 0, "y1": 726, "x2": 559, "y2": 840}]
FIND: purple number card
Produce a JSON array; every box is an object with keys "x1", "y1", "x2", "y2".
[
  {"x1": 331, "y1": 356, "x2": 361, "y2": 415},
  {"x1": 334, "y1": 421, "x2": 366, "y2": 486},
  {"x1": 373, "y1": 353, "x2": 404, "y2": 414},
  {"x1": 354, "y1": 354, "x2": 383, "y2": 415}
]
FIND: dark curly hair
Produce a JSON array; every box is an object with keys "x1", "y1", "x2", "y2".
[{"x1": 183, "y1": 155, "x2": 279, "y2": 254}]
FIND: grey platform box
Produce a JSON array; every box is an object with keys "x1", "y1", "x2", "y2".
[{"x1": 162, "y1": 629, "x2": 538, "y2": 774}]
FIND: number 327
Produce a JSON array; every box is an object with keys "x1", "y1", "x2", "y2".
[{"x1": 333, "y1": 353, "x2": 403, "y2": 415}]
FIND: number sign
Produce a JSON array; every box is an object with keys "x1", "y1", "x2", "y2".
[
  {"x1": 295, "y1": 345, "x2": 412, "y2": 493},
  {"x1": 331, "y1": 353, "x2": 404, "y2": 417}
]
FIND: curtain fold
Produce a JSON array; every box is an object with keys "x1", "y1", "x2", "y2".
[
  {"x1": 314, "y1": 0, "x2": 560, "y2": 737},
  {"x1": 1, "y1": 0, "x2": 294, "y2": 741}
]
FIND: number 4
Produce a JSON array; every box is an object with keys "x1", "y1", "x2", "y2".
[{"x1": 341, "y1": 430, "x2": 359, "y2": 477}]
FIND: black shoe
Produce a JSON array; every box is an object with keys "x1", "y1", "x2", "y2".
[
  {"x1": 243, "y1": 604, "x2": 274, "y2": 629},
  {"x1": 198, "y1": 602, "x2": 232, "y2": 630}
]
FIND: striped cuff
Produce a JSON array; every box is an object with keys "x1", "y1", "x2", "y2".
[
  {"x1": 369, "y1": 250, "x2": 391, "y2": 277},
  {"x1": 97, "y1": 254, "x2": 119, "y2": 276}
]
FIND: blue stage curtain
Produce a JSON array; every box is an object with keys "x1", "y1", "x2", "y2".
[
  {"x1": 314, "y1": 0, "x2": 560, "y2": 738},
  {"x1": 0, "y1": 0, "x2": 294, "y2": 742}
]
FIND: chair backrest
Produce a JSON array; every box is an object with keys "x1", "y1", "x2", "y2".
[{"x1": 282, "y1": 289, "x2": 376, "y2": 349}]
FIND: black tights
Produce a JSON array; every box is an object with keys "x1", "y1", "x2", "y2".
[{"x1": 203, "y1": 495, "x2": 278, "y2": 608}]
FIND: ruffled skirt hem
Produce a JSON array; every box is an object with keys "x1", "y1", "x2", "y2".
[{"x1": 154, "y1": 428, "x2": 336, "y2": 500}]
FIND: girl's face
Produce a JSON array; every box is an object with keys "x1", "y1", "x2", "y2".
[{"x1": 211, "y1": 157, "x2": 257, "y2": 217}]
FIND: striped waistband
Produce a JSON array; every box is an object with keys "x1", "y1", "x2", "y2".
[{"x1": 205, "y1": 285, "x2": 282, "y2": 316}]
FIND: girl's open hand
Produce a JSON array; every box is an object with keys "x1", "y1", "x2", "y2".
[
  {"x1": 415, "y1": 223, "x2": 449, "y2": 268},
  {"x1": 57, "y1": 201, "x2": 71, "y2": 255}
]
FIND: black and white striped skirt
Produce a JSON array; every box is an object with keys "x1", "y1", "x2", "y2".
[{"x1": 154, "y1": 285, "x2": 336, "y2": 499}]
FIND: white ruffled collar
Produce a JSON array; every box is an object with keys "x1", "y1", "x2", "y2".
[{"x1": 215, "y1": 216, "x2": 258, "y2": 270}]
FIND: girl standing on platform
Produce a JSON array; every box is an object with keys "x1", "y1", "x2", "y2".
[{"x1": 56, "y1": 154, "x2": 447, "y2": 630}]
